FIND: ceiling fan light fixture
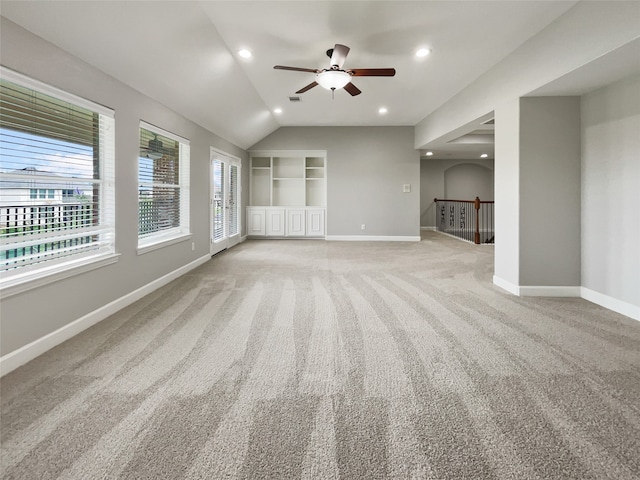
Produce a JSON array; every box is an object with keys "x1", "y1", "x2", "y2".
[{"x1": 316, "y1": 70, "x2": 351, "y2": 90}]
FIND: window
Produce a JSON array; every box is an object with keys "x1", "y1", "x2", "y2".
[
  {"x1": 138, "y1": 121, "x2": 190, "y2": 253},
  {"x1": 0, "y1": 67, "x2": 116, "y2": 295},
  {"x1": 62, "y1": 189, "x2": 75, "y2": 202}
]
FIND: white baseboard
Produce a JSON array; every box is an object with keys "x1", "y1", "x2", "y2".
[
  {"x1": 326, "y1": 235, "x2": 421, "y2": 242},
  {"x1": 0, "y1": 254, "x2": 212, "y2": 377},
  {"x1": 420, "y1": 226, "x2": 436, "y2": 231},
  {"x1": 581, "y1": 287, "x2": 640, "y2": 322},
  {"x1": 433, "y1": 230, "x2": 491, "y2": 245},
  {"x1": 519, "y1": 285, "x2": 581, "y2": 297},
  {"x1": 493, "y1": 275, "x2": 520, "y2": 295},
  {"x1": 494, "y1": 277, "x2": 638, "y2": 321},
  {"x1": 493, "y1": 277, "x2": 580, "y2": 297}
]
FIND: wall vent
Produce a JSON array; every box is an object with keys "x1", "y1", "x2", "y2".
[{"x1": 288, "y1": 96, "x2": 302, "y2": 102}]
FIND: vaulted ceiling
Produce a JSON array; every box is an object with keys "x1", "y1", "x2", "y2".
[{"x1": 2, "y1": 1, "x2": 580, "y2": 154}]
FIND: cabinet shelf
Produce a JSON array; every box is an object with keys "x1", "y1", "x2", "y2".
[
  {"x1": 250, "y1": 151, "x2": 326, "y2": 208},
  {"x1": 306, "y1": 157, "x2": 324, "y2": 168},
  {"x1": 249, "y1": 151, "x2": 326, "y2": 238}
]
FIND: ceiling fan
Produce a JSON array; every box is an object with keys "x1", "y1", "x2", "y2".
[
  {"x1": 274, "y1": 44, "x2": 396, "y2": 97},
  {"x1": 140, "y1": 134, "x2": 164, "y2": 160}
]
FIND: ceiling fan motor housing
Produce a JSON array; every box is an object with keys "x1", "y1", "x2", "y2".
[{"x1": 148, "y1": 137, "x2": 163, "y2": 153}]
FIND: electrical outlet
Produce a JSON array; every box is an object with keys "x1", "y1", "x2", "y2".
[
  {"x1": 361, "y1": 224, "x2": 366, "y2": 230},
  {"x1": 191, "y1": 242, "x2": 195, "y2": 251},
  {"x1": 403, "y1": 183, "x2": 411, "y2": 193}
]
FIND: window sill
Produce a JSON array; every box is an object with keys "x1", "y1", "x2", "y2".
[
  {"x1": 137, "y1": 232, "x2": 192, "y2": 256},
  {"x1": 0, "y1": 252, "x2": 120, "y2": 300}
]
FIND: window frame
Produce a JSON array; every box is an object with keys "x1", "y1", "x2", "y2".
[
  {"x1": 0, "y1": 67, "x2": 118, "y2": 299},
  {"x1": 137, "y1": 121, "x2": 190, "y2": 255}
]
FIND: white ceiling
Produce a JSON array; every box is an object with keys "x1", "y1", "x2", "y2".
[{"x1": 2, "y1": 1, "x2": 579, "y2": 151}]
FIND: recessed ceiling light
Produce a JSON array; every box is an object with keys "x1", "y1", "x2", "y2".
[
  {"x1": 416, "y1": 48, "x2": 431, "y2": 58},
  {"x1": 480, "y1": 153, "x2": 488, "y2": 158},
  {"x1": 274, "y1": 108, "x2": 282, "y2": 114},
  {"x1": 238, "y1": 49, "x2": 252, "y2": 59},
  {"x1": 378, "y1": 107, "x2": 388, "y2": 114},
  {"x1": 426, "y1": 151, "x2": 434, "y2": 156}
]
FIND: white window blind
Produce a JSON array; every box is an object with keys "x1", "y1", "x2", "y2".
[
  {"x1": 0, "y1": 68, "x2": 115, "y2": 287},
  {"x1": 138, "y1": 122, "x2": 190, "y2": 250},
  {"x1": 229, "y1": 163, "x2": 239, "y2": 236},
  {"x1": 212, "y1": 160, "x2": 225, "y2": 242}
]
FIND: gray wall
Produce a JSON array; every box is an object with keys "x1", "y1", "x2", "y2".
[
  {"x1": 420, "y1": 159, "x2": 494, "y2": 228},
  {"x1": 494, "y1": 97, "x2": 581, "y2": 290},
  {"x1": 445, "y1": 163, "x2": 494, "y2": 200},
  {"x1": 519, "y1": 97, "x2": 581, "y2": 287},
  {"x1": 581, "y1": 75, "x2": 640, "y2": 307},
  {"x1": 251, "y1": 127, "x2": 420, "y2": 238},
  {"x1": 0, "y1": 19, "x2": 248, "y2": 355}
]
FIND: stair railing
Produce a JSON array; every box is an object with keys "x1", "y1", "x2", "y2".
[{"x1": 434, "y1": 197, "x2": 494, "y2": 244}]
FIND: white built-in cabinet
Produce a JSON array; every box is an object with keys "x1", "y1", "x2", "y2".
[
  {"x1": 247, "y1": 208, "x2": 266, "y2": 236},
  {"x1": 248, "y1": 150, "x2": 326, "y2": 238},
  {"x1": 266, "y1": 208, "x2": 285, "y2": 236}
]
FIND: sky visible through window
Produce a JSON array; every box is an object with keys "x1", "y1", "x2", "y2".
[
  {"x1": 138, "y1": 156, "x2": 152, "y2": 182},
  {"x1": 0, "y1": 127, "x2": 94, "y2": 179}
]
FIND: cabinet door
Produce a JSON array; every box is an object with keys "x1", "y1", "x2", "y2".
[
  {"x1": 306, "y1": 209, "x2": 325, "y2": 237},
  {"x1": 286, "y1": 209, "x2": 306, "y2": 236},
  {"x1": 247, "y1": 208, "x2": 265, "y2": 236},
  {"x1": 266, "y1": 208, "x2": 285, "y2": 236}
]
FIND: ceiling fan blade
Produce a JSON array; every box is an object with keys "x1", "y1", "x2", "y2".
[
  {"x1": 330, "y1": 44, "x2": 350, "y2": 69},
  {"x1": 296, "y1": 81, "x2": 318, "y2": 94},
  {"x1": 343, "y1": 82, "x2": 361, "y2": 96},
  {"x1": 274, "y1": 65, "x2": 320, "y2": 73},
  {"x1": 349, "y1": 68, "x2": 396, "y2": 77}
]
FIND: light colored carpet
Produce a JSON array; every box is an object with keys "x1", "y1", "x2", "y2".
[{"x1": 1, "y1": 231, "x2": 639, "y2": 479}]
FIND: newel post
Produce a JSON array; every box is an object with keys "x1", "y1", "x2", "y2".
[{"x1": 474, "y1": 197, "x2": 481, "y2": 244}]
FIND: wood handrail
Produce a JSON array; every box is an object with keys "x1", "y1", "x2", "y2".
[{"x1": 434, "y1": 197, "x2": 494, "y2": 204}]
